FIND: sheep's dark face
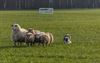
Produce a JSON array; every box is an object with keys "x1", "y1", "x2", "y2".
[
  {"x1": 11, "y1": 24, "x2": 20, "y2": 32},
  {"x1": 28, "y1": 28, "x2": 33, "y2": 33},
  {"x1": 35, "y1": 33, "x2": 42, "y2": 39}
]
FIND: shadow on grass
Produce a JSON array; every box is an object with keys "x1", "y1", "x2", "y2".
[
  {"x1": 20, "y1": 54, "x2": 65, "y2": 58},
  {"x1": 37, "y1": 55, "x2": 65, "y2": 58},
  {"x1": 36, "y1": 55, "x2": 87, "y2": 59},
  {"x1": 0, "y1": 45, "x2": 55, "y2": 49},
  {"x1": 0, "y1": 45, "x2": 28, "y2": 49}
]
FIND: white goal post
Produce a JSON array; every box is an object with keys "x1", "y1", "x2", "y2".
[{"x1": 39, "y1": 8, "x2": 54, "y2": 14}]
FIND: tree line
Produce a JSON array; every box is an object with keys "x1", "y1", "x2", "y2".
[{"x1": 0, "y1": 0, "x2": 100, "y2": 9}]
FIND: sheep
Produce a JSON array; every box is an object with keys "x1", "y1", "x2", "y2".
[
  {"x1": 11, "y1": 24, "x2": 27, "y2": 46},
  {"x1": 34, "y1": 30, "x2": 41, "y2": 34},
  {"x1": 39, "y1": 34, "x2": 50, "y2": 46},
  {"x1": 24, "y1": 28, "x2": 43, "y2": 46},
  {"x1": 46, "y1": 32, "x2": 54, "y2": 44},
  {"x1": 11, "y1": 24, "x2": 54, "y2": 47},
  {"x1": 34, "y1": 32, "x2": 43, "y2": 45},
  {"x1": 34, "y1": 31, "x2": 54, "y2": 46},
  {"x1": 25, "y1": 28, "x2": 35, "y2": 46},
  {"x1": 25, "y1": 32, "x2": 35, "y2": 46}
]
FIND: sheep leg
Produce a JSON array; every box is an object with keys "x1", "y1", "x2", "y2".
[
  {"x1": 46, "y1": 42, "x2": 48, "y2": 46},
  {"x1": 14, "y1": 42, "x2": 17, "y2": 47},
  {"x1": 32, "y1": 42, "x2": 35, "y2": 45},
  {"x1": 18, "y1": 42, "x2": 20, "y2": 46},
  {"x1": 38, "y1": 42, "x2": 40, "y2": 46},
  {"x1": 30, "y1": 42, "x2": 33, "y2": 46},
  {"x1": 42, "y1": 43, "x2": 45, "y2": 47},
  {"x1": 20, "y1": 42, "x2": 22, "y2": 46},
  {"x1": 29, "y1": 43, "x2": 31, "y2": 46},
  {"x1": 26, "y1": 42, "x2": 30, "y2": 46}
]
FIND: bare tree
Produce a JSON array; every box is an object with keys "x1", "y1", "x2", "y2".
[
  {"x1": 32, "y1": 0, "x2": 34, "y2": 8},
  {"x1": 16, "y1": 0, "x2": 18, "y2": 9},
  {"x1": 24, "y1": 0, "x2": 26, "y2": 8},
  {"x1": 93, "y1": 0, "x2": 95, "y2": 8},
  {"x1": 3, "y1": 0, "x2": 7, "y2": 9},
  {"x1": 70, "y1": 0, "x2": 73, "y2": 8},
  {"x1": 49, "y1": 0, "x2": 53, "y2": 8},
  {"x1": 18, "y1": 0, "x2": 21, "y2": 9},
  {"x1": 59, "y1": 0, "x2": 62, "y2": 8},
  {"x1": 66, "y1": 0, "x2": 69, "y2": 8}
]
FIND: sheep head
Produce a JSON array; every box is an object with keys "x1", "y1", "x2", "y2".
[{"x1": 11, "y1": 24, "x2": 21, "y2": 32}]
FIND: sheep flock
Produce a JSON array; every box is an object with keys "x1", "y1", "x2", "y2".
[{"x1": 11, "y1": 23, "x2": 54, "y2": 47}]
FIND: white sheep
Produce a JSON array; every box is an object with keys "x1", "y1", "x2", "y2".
[{"x1": 11, "y1": 24, "x2": 27, "y2": 46}]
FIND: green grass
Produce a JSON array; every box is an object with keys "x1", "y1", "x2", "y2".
[{"x1": 0, "y1": 9, "x2": 100, "y2": 63}]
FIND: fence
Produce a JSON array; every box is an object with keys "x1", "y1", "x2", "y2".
[{"x1": 0, "y1": 0, "x2": 100, "y2": 10}]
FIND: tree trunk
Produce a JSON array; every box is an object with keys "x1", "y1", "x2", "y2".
[
  {"x1": 18, "y1": 0, "x2": 21, "y2": 9},
  {"x1": 93, "y1": 0, "x2": 95, "y2": 8},
  {"x1": 16, "y1": 0, "x2": 18, "y2": 9},
  {"x1": 71, "y1": 0, "x2": 73, "y2": 8},
  {"x1": 59, "y1": 0, "x2": 61, "y2": 8},
  {"x1": 4, "y1": 0, "x2": 7, "y2": 9}
]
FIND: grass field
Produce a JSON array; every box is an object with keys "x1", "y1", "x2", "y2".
[{"x1": 0, "y1": 9, "x2": 100, "y2": 63}]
